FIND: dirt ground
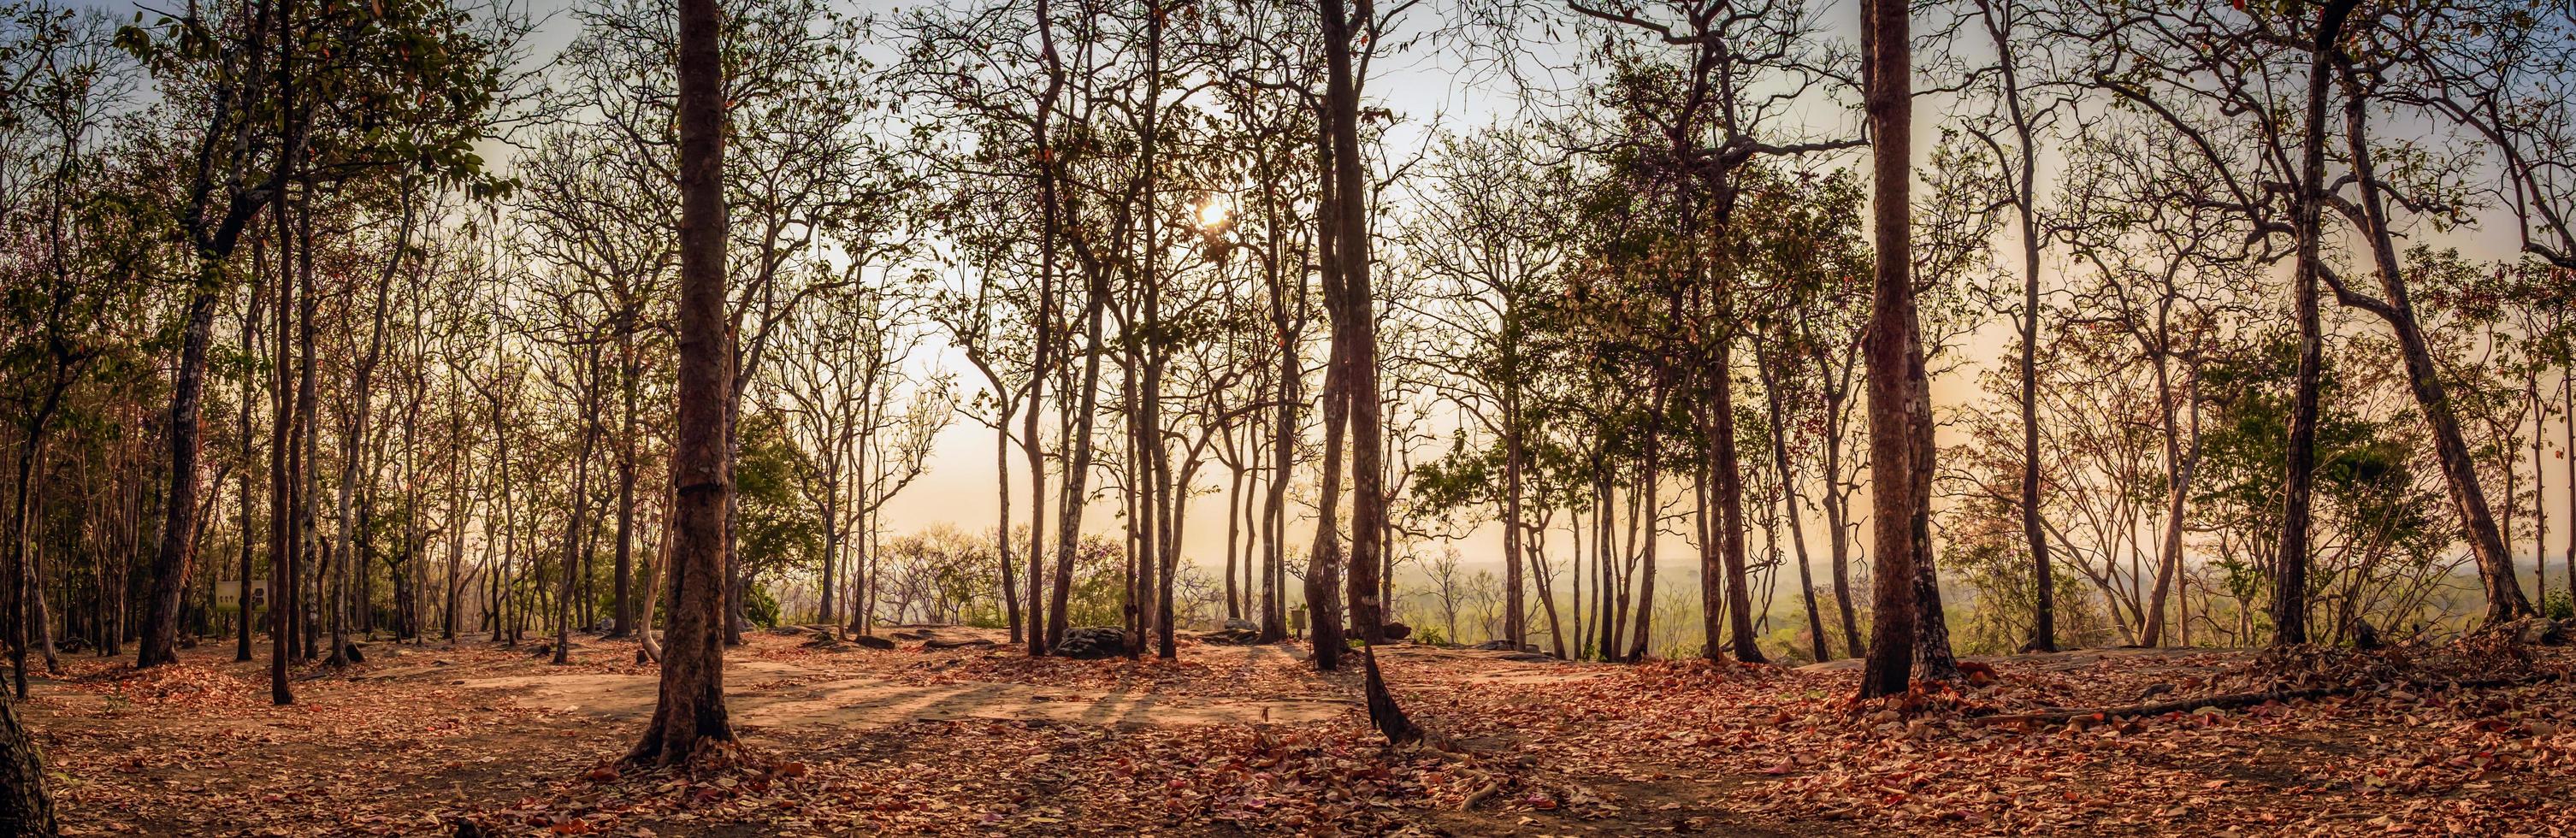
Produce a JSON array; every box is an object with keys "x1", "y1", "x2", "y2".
[{"x1": 14, "y1": 628, "x2": 2576, "y2": 836}]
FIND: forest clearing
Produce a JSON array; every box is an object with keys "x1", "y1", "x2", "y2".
[
  {"x1": 9, "y1": 0, "x2": 2576, "y2": 831},
  {"x1": 15, "y1": 627, "x2": 2576, "y2": 835}
]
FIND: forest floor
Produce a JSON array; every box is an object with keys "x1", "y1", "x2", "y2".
[{"x1": 13, "y1": 625, "x2": 2575, "y2": 836}]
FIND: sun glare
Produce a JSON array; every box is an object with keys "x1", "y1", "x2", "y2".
[{"x1": 1196, "y1": 193, "x2": 1232, "y2": 230}]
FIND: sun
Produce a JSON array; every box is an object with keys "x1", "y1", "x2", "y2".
[{"x1": 1196, "y1": 193, "x2": 1233, "y2": 230}]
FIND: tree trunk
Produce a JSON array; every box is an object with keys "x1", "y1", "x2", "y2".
[
  {"x1": 2333, "y1": 73, "x2": 2534, "y2": 625},
  {"x1": 0, "y1": 699, "x2": 60, "y2": 837},
  {"x1": 629, "y1": 0, "x2": 736, "y2": 764},
  {"x1": 1857, "y1": 0, "x2": 1929, "y2": 700},
  {"x1": 136, "y1": 268, "x2": 222, "y2": 669},
  {"x1": 1046, "y1": 266, "x2": 1111, "y2": 651},
  {"x1": 1306, "y1": 97, "x2": 1348, "y2": 672},
  {"x1": 269, "y1": 180, "x2": 299, "y2": 707},
  {"x1": 997, "y1": 411, "x2": 1019, "y2": 644},
  {"x1": 612, "y1": 333, "x2": 639, "y2": 638},
  {"x1": 1763, "y1": 357, "x2": 1830, "y2": 662},
  {"x1": 2276, "y1": 0, "x2": 2354, "y2": 646},
  {"x1": 1987, "y1": 0, "x2": 2058, "y2": 653},
  {"x1": 1502, "y1": 398, "x2": 1527, "y2": 650},
  {"x1": 1711, "y1": 338, "x2": 1764, "y2": 662}
]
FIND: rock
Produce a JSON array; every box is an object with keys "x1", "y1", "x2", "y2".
[
  {"x1": 852, "y1": 634, "x2": 898, "y2": 651},
  {"x1": 766, "y1": 626, "x2": 810, "y2": 637},
  {"x1": 1381, "y1": 622, "x2": 1411, "y2": 641},
  {"x1": 890, "y1": 629, "x2": 935, "y2": 641},
  {"x1": 1498, "y1": 652, "x2": 1557, "y2": 663},
  {"x1": 2516, "y1": 618, "x2": 2567, "y2": 646},
  {"x1": 1052, "y1": 626, "x2": 1131, "y2": 659},
  {"x1": 1223, "y1": 618, "x2": 1259, "y2": 632},
  {"x1": 1474, "y1": 640, "x2": 1540, "y2": 653},
  {"x1": 924, "y1": 637, "x2": 996, "y2": 651},
  {"x1": 1199, "y1": 628, "x2": 1261, "y2": 646}
]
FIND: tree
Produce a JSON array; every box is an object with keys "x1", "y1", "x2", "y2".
[
  {"x1": 1856, "y1": 0, "x2": 1929, "y2": 700},
  {"x1": 2277, "y1": 0, "x2": 2359, "y2": 646},
  {"x1": 127, "y1": 0, "x2": 511, "y2": 670},
  {"x1": 628, "y1": 0, "x2": 734, "y2": 765}
]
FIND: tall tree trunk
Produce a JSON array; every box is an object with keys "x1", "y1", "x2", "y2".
[
  {"x1": 997, "y1": 411, "x2": 1019, "y2": 644},
  {"x1": 612, "y1": 333, "x2": 638, "y2": 638},
  {"x1": 2276, "y1": 0, "x2": 2354, "y2": 646},
  {"x1": 1857, "y1": 0, "x2": 1930, "y2": 699},
  {"x1": 1261, "y1": 241, "x2": 1299, "y2": 646},
  {"x1": 1982, "y1": 0, "x2": 2058, "y2": 653},
  {"x1": 2141, "y1": 351, "x2": 2187, "y2": 646},
  {"x1": 1502, "y1": 396, "x2": 1527, "y2": 650},
  {"x1": 1627, "y1": 410, "x2": 1659, "y2": 661},
  {"x1": 2528, "y1": 371, "x2": 2544, "y2": 603},
  {"x1": 136, "y1": 270, "x2": 222, "y2": 669},
  {"x1": 1225, "y1": 461, "x2": 1244, "y2": 621},
  {"x1": 268, "y1": 175, "x2": 298, "y2": 706},
  {"x1": 1022, "y1": 0, "x2": 1065, "y2": 658},
  {"x1": 2331, "y1": 69, "x2": 2534, "y2": 625},
  {"x1": 238, "y1": 263, "x2": 262, "y2": 662},
  {"x1": 1712, "y1": 339, "x2": 1764, "y2": 662},
  {"x1": 1328, "y1": 0, "x2": 1391, "y2": 653},
  {"x1": 1047, "y1": 269, "x2": 1110, "y2": 650},
  {"x1": 1308, "y1": 102, "x2": 1350, "y2": 673},
  {"x1": 1763, "y1": 357, "x2": 1830, "y2": 662},
  {"x1": 629, "y1": 0, "x2": 736, "y2": 764},
  {"x1": 9, "y1": 398, "x2": 67, "y2": 693},
  {"x1": 556, "y1": 381, "x2": 598, "y2": 665},
  {"x1": 1822, "y1": 392, "x2": 1864, "y2": 658},
  {"x1": 294, "y1": 180, "x2": 320, "y2": 664}
]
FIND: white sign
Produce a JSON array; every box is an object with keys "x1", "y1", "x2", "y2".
[{"x1": 215, "y1": 580, "x2": 270, "y2": 611}]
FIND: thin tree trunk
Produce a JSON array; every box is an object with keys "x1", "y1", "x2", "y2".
[
  {"x1": 2331, "y1": 71, "x2": 2533, "y2": 625},
  {"x1": 997, "y1": 410, "x2": 1019, "y2": 644},
  {"x1": 268, "y1": 173, "x2": 298, "y2": 706},
  {"x1": 238, "y1": 260, "x2": 263, "y2": 662},
  {"x1": 612, "y1": 332, "x2": 639, "y2": 638},
  {"x1": 1712, "y1": 338, "x2": 1764, "y2": 662},
  {"x1": 1977, "y1": 0, "x2": 2058, "y2": 653},
  {"x1": 1763, "y1": 357, "x2": 1830, "y2": 662},
  {"x1": 2274, "y1": 0, "x2": 2353, "y2": 648}
]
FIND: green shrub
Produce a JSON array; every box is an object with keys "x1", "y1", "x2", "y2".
[{"x1": 746, "y1": 583, "x2": 782, "y2": 628}]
